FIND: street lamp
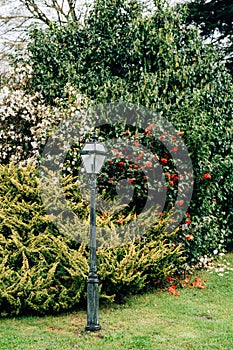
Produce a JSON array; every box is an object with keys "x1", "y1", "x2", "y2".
[{"x1": 80, "y1": 134, "x2": 107, "y2": 332}]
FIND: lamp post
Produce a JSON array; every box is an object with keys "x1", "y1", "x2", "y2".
[{"x1": 80, "y1": 134, "x2": 107, "y2": 332}]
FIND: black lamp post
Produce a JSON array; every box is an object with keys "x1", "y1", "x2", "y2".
[{"x1": 80, "y1": 135, "x2": 106, "y2": 332}]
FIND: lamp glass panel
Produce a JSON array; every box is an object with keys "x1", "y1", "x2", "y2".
[{"x1": 81, "y1": 142, "x2": 106, "y2": 174}]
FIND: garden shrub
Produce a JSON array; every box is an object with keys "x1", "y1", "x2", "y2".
[
  {"x1": 98, "y1": 225, "x2": 184, "y2": 302},
  {"x1": 0, "y1": 162, "x2": 88, "y2": 316},
  {"x1": 0, "y1": 163, "x2": 184, "y2": 316},
  {"x1": 5, "y1": 0, "x2": 232, "y2": 263},
  {"x1": 0, "y1": 68, "x2": 89, "y2": 165}
]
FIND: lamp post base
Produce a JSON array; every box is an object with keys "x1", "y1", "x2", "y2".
[
  {"x1": 85, "y1": 324, "x2": 101, "y2": 332},
  {"x1": 86, "y1": 271, "x2": 100, "y2": 332}
]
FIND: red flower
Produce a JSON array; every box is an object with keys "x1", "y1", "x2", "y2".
[
  {"x1": 203, "y1": 173, "x2": 211, "y2": 179},
  {"x1": 170, "y1": 174, "x2": 178, "y2": 181},
  {"x1": 145, "y1": 161, "x2": 153, "y2": 168},
  {"x1": 109, "y1": 161, "x2": 113, "y2": 166},
  {"x1": 166, "y1": 276, "x2": 174, "y2": 282},
  {"x1": 168, "y1": 285, "x2": 180, "y2": 296},
  {"x1": 134, "y1": 164, "x2": 139, "y2": 169},
  {"x1": 128, "y1": 178, "x2": 134, "y2": 183},
  {"x1": 191, "y1": 278, "x2": 206, "y2": 289},
  {"x1": 118, "y1": 161, "x2": 124, "y2": 167},
  {"x1": 161, "y1": 158, "x2": 168, "y2": 164},
  {"x1": 145, "y1": 129, "x2": 152, "y2": 135},
  {"x1": 172, "y1": 146, "x2": 178, "y2": 152},
  {"x1": 177, "y1": 199, "x2": 184, "y2": 206}
]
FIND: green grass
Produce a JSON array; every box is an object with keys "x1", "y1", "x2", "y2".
[{"x1": 0, "y1": 254, "x2": 233, "y2": 350}]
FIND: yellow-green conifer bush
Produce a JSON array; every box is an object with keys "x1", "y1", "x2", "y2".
[
  {"x1": 0, "y1": 163, "x2": 88, "y2": 316},
  {"x1": 0, "y1": 163, "x2": 184, "y2": 316}
]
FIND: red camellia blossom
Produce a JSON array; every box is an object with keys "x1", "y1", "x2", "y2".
[
  {"x1": 170, "y1": 174, "x2": 178, "y2": 181},
  {"x1": 161, "y1": 158, "x2": 168, "y2": 164},
  {"x1": 134, "y1": 164, "x2": 139, "y2": 169},
  {"x1": 145, "y1": 161, "x2": 153, "y2": 168},
  {"x1": 118, "y1": 161, "x2": 124, "y2": 167},
  {"x1": 128, "y1": 178, "x2": 134, "y2": 183},
  {"x1": 191, "y1": 278, "x2": 206, "y2": 289},
  {"x1": 203, "y1": 173, "x2": 211, "y2": 179},
  {"x1": 177, "y1": 199, "x2": 184, "y2": 206},
  {"x1": 166, "y1": 276, "x2": 174, "y2": 282},
  {"x1": 168, "y1": 285, "x2": 180, "y2": 296},
  {"x1": 172, "y1": 146, "x2": 178, "y2": 152}
]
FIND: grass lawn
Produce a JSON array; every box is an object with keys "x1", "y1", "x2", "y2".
[{"x1": 0, "y1": 254, "x2": 232, "y2": 350}]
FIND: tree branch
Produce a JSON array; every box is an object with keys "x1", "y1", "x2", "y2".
[
  {"x1": 67, "y1": 0, "x2": 78, "y2": 22},
  {"x1": 20, "y1": 0, "x2": 53, "y2": 26}
]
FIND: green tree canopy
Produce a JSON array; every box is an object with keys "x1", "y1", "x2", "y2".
[{"x1": 184, "y1": 0, "x2": 233, "y2": 74}]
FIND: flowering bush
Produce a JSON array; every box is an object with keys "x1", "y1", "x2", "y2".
[
  {"x1": 1, "y1": 0, "x2": 232, "y2": 264},
  {"x1": 0, "y1": 65, "x2": 90, "y2": 165}
]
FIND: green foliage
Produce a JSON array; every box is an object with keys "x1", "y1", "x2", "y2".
[
  {"x1": 185, "y1": 0, "x2": 233, "y2": 75},
  {"x1": 98, "y1": 231, "x2": 184, "y2": 302},
  {"x1": 0, "y1": 162, "x2": 88, "y2": 316},
  {"x1": 4, "y1": 0, "x2": 233, "y2": 260},
  {"x1": 0, "y1": 163, "x2": 184, "y2": 316}
]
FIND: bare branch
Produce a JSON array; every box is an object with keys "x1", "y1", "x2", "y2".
[
  {"x1": 67, "y1": 0, "x2": 78, "y2": 22},
  {"x1": 0, "y1": 0, "x2": 86, "y2": 71},
  {"x1": 20, "y1": 0, "x2": 53, "y2": 26}
]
